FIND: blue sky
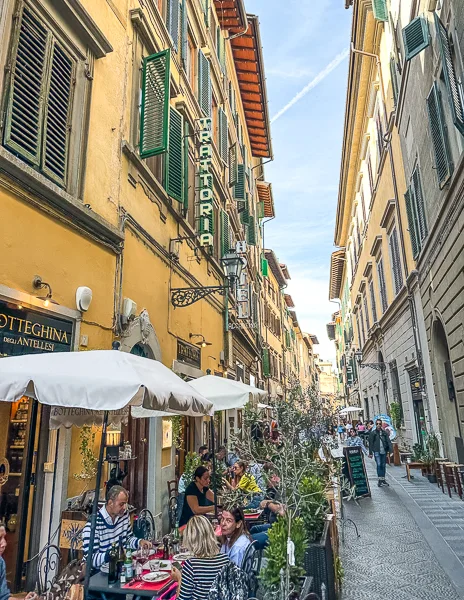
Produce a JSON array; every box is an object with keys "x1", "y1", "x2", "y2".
[{"x1": 247, "y1": 0, "x2": 352, "y2": 364}]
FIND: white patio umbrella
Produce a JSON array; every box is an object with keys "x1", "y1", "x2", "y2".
[
  {"x1": 188, "y1": 374, "x2": 267, "y2": 411},
  {"x1": 339, "y1": 406, "x2": 364, "y2": 414},
  {"x1": 0, "y1": 350, "x2": 213, "y2": 596}
]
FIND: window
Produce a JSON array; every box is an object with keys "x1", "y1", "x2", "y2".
[
  {"x1": 372, "y1": 0, "x2": 387, "y2": 21},
  {"x1": 359, "y1": 306, "x2": 366, "y2": 345},
  {"x1": 404, "y1": 165, "x2": 428, "y2": 258},
  {"x1": 356, "y1": 216, "x2": 361, "y2": 255},
  {"x1": 3, "y1": 5, "x2": 76, "y2": 187},
  {"x1": 426, "y1": 82, "x2": 453, "y2": 187},
  {"x1": 377, "y1": 256, "x2": 388, "y2": 313},
  {"x1": 366, "y1": 150, "x2": 374, "y2": 194},
  {"x1": 369, "y1": 279, "x2": 378, "y2": 323},
  {"x1": 375, "y1": 103, "x2": 384, "y2": 166},
  {"x1": 356, "y1": 313, "x2": 362, "y2": 347},
  {"x1": 166, "y1": 0, "x2": 179, "y2": 51},
  {"x1": 360, "y1": 187, "x2": 367, "y2": 226},
  {"x1": 140, "y1": 50, "x2": 170, "y2": 159},
  {"x1": 186, "y1": 37, "x2": 194, "y2": 86},
  {"x1": 388, "y1": 226, "x2": 403, "y2": 295},
  {"x1": 390, "y1": 56, "x2": 399, "y2": 106},
  {"x1": 364, "y1": 294, "x2": 370, "y2": 331},
  {"x1": 403, "y1": 16, "x2": 430, "y2": 61},
  {"x1": 198, "y1": 50, "x2": 212, "y2": 117}
]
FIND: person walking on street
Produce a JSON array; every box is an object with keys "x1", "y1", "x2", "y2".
[
  {"x1": 346, "y1": 428, "x2": 369, "y2": 455},
  {"x1": 369, "y1": 419, "x2": 393, "y2": 487}
]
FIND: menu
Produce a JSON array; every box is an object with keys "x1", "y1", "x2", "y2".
[{"x1": 343, "y1": 447, "x2": 371, "y2": 498}]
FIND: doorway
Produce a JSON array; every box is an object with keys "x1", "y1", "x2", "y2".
[{"x1": 432, "y1": 319, "x2": 462, "y2": 461}]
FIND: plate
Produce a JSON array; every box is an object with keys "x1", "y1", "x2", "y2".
[
  {"x1": 142, "y1": 571, "x2": 170, "y2": 583},
  {"x1": 142, "y1": 559, "x2": 172, "y2": 571},
  {"x1": 133, "y1": 548, "x2": 156, "y2": 559},
  {"x1": 172, "y1": 553, "x2": 194, "y2": 561},
  {"x1": 100, "y1": 563, "x2": 109, "y2": 574}
]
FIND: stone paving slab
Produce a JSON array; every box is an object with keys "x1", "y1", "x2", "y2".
[{"x1": 340, "y1": 459, "x2": 464, "y2": 599}]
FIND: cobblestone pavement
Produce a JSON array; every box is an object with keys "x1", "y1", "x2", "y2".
[{"x1": 340, "y1": 459, "x2": 464, "y2": 599}]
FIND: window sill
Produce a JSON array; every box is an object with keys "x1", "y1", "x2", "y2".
[{"x1": 0, "y1": 146, "x2": 123, "y2": 251}]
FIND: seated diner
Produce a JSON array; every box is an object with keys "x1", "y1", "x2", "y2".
[
  {"x1": 223, "y1": 461, "x2": 263, "y2": 509},
  {"x1": 179, "y1": 466, "x2": 215, "y2": 527},
  {"x1": 82, "y1": 485, "x2": 151, "y2": 570},
  {"x1": 219, "y1": 507, "x2": 251, "y2": 566}
]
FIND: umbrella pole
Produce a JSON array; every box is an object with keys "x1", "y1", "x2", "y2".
[
  {"x1": 84, "y1": 410, "x2": 109, "y2": 599},
  {"x1": 210, "y1": 418, "x2": 218, "y2": 519}
]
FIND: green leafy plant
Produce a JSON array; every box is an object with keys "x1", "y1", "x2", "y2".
[
  {"x1": 334, "y1": 555, "x2": 344, "y2": 585},
  {"x1": 412, "y1": 442, "x2": 424, "y2": 461},
  {"x1": 171, "y1": 416, "x2": 183, "y2": 450},
  {"x1": 73, "y1": 425, "x2": 97, "y2": 487},
  {"x1": 299, "y1": 475, "x2": 329, "y2": 542},
  {"x1": 260, "y1": 516, "x2": 306, "y2": 592},
  {"x1": 182, "y1": 452, "x2": 202, "y2": 485},
  {"x1": 389, "y1": 402, "x2": 403, "y2": 429}
]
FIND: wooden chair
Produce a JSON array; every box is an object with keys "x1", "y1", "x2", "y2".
[
  {"x1": 138, "y1": 508, "x2": 156, "y2": 540},
  {"x1": 453, "y1": 465, "x2": 464, "y2": 499},
  {"x1": 167, "y1": 479, "x2": 178, "y2": 498},
  {"x1": 435, "y1": 461, "x2": 445, "y2": 493},
  {"x1": 444, "y1": 463, "x2": 458, "y2": 498}
]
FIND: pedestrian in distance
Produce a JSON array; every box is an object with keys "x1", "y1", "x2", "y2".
[{"x1": 368, "y1": 419, "x2": 393, "y2": 487}]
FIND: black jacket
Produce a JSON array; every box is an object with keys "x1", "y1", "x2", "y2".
[{"x1": 368, "y1": 428, "x2": 393, "y2": 454}]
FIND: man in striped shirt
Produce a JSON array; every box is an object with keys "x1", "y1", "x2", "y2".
[{"x1": 82, "y1": 485, "x2": 151, "y2": 571}]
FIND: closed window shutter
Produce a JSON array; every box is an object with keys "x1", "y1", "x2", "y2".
[
  {"x1": 257, "y1": 201, "x2": 265, "y2": 219},
  {"x1": 390, "y1": 56, "x2": 399, "y2": 105},
  {"x1": 359, "y1": 307, "x2": 366, "y2": 345},
  {"x1": 369, "y1": 280, "x2": 378, "y2": 323},
  {"x1": 412, "y1": 166, "x2": 428, "y2": 242},
  {"x1": 403, "y1": 16, "x2": 430, "y2": 61},
  {"x1": 404, "y1": 188, "x2": 420, "y2": 259},
  {"x1": 198, "y1": 50, "x2": 211, "y2": 117},
  {"x1": 262, "y1": 348, "x2": 270, "y2": 377},
  {"x1": 389, "y1": 227, "x2": 403, "y2": 295},
  {"x1": 372, "y1": 0, "x2": 387, "y2": 22},
  {"x1": 216, "y1": 27, "x2": 226, "y2": 73},
  {"x1": 426, "y1": 82, "x2": 452, "y2": 187},
  {"x1": 229, "y1": 143, "x2": 238, "y2": 185},
  {"x1": 166, "y1": 107, "x2": 183, "y2": 202},
  {"x1": 201, "y1": 0, "x2": 210, "y2": 27},
  {"x1": 218, "y1": 108, "x2": 228, "y2": 164},
  {"x1": 435, "y1": 13, "x2": 464, "y2": 136},
  {"x1": 377, "y1": 257, "x2": 388, "y2": 313},
  {"x1": 4, "y1": 7, "x2": 48, "y2": 167},
  {"x1": 166, "y1": 0, "x2": 180, "y2": 51},
  {"x1": 234, "y1": 164, "x2": 245, "y2": 199},
  {"x1": 220, "y1": 209, "x2": 230, "y2": 257},
  {"x1": 180, "y1": 0, "x2": 188, "y2": 70},
  {"x1": 247, "y1": 215, "x2": 256, "y2": 245},
  {"x1": 42, "y1": 42, "x2": 74, "y2": 186},
  {"x1": 240, "y1": 195, "x2": 250, "y2": 224},
  {"x1": 140, "y1": 50, "x2": 170, "y2": 159},
  {"x1": 261, "y1": 256, "x2": 269, "y2": 277}
]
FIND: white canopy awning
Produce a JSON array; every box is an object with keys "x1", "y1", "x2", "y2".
[
  {"x1": 0, "y1": 350, "x2": 214, "y2": 428},
  {"x1": 339, "y1": 406, "x2": 364, "y2": 414},
  {"x1": 188, "y1": 375, "x2": 268, "y2": 411}
]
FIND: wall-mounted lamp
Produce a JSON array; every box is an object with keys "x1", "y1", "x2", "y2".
[
  {"x1": 189, "y1": 333, "x2": 212, "y2": 348},
  {"x1": 33, "y1": 276, "x2": 57, "y2": 307},
  {"x1": 76, "y1": 286, "x2": 93, "y2": 312}
]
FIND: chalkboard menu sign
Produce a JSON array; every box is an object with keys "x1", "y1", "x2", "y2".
[{"x1": 343, "y1": 447, "x2": 371, "y2": 498}]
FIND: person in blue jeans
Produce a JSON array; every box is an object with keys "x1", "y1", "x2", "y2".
[
  {"x1": 250, "y1": 497, "x2": 285, "y2": 550},
  {"x1": 368, "y1": 419, "x2": 393, "y2": 487}
]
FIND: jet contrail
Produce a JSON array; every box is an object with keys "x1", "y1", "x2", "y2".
[{"x1": 271, "y1": 48, "x2": 350, "y2": 123}]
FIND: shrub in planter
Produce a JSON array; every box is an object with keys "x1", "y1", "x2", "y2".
[
  {"x1": 299, "y1": 475, "x2": 329, "y2": 542},
  {"x1": 261, "y1": 516, "x2": 306, "y2": 592}
]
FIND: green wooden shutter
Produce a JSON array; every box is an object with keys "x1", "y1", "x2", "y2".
[
  {"x1": 369, "y1": 280, "x2": 378, "y2": 323},
  {"x1": 262, "y1": 348, "x2": 270, "y2": 377},
  {"x1": 389, "y1": 227, "x2": 403, "y2": 295},
  {"x1": 426, "y1": 82, "x2": 452, "y2": 187},
  {"x1": 180, "y1": 0, "x2": 188, "y2": 70},
  {"x1": 140, "y1": 50, "x2": 170, "y2": 159},
  {"x1": 183, "y1": 120, "x2": 189, "y2": 212},
  {"x1": 372, "y1": 0, "x2": 387, "y2": 22},
  {"x1": 198, "y1": 50, "x2": 211, "y2": 117},
  {"x1": 166, "y1": 107, "x2": 183, "y2": 202},
  {"x1": 261, "y1": 256, "x2": 269, "y2": 277},
  {"x1": 412, "y1": 166, "x2": 427, "y2": 242},
  {"x1": 435, "y1": 13, "x2": 464, "y2": 136},
  {"x1": 257, "y1": 201, "x2": 265, "y2": 219},
  {"x1": 285, "y1": 330, "x2": 290, "y2": 349},
  {"x1": 220, "y1": 209, "x2": 230, "y2": 257},
  {"x1": 390, "y1": 56, "x2": 399, "y2": 106},
  {"x1": 42, "y1": 42, "x2": 74, "y2": 186},
  {"x1": 234, "y1": 164, "x2": 245, "y2": 199},
  {"x1": 377, "y1": 257, "x2": 388, "y2": 312},
  {"x1": 229, "y1": 143, "x2": 238, "y2": 185},
  {"x1": 166, "y1": 0, "x2": 180, "y2": 51},
  {"x1": 404, "y1": 188, "x2": 420, "y2": 259},
  {"x1": 218, "y1": 108, "x2": 228, "y2": 164},
  {"x1": 4, "y1": 6, "x2": 49, "y2": 167},
  {"x1": 240, "y1": 195, "x2": 250, "y2": 224},
  {"x1": 403, "y1": 16, "x2": 430, "y2": 61},
  {"x1": 247, "y1": 215, "x2": 256, "y2": 245},
  {"x1": 201, "y1": 0, "x2": 210, "y2": 27}
]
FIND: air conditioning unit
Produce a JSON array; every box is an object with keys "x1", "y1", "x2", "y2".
[{"x1": 236, "y1": 241, "x2": 247, "y2": 253}]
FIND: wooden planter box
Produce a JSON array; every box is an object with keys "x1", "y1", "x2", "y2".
[{"x1": 304, "y1": 521, "x2": 336, "y2": 600}]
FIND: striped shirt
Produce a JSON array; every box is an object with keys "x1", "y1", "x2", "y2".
[
  {"x1": 82, "y1": 506, "x2": 140, "y2": 569},
  {"x1": 177, "y1": 554, "x2": 230, "y2": 600}
]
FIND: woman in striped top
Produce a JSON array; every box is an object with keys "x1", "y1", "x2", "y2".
[{"x1": 171, "y1": 516, "x2": 229, "y2": 600}]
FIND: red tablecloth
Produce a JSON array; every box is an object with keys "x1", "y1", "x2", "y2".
[{"x1": 122, "y1": 574, "x2": 174, "y2": 592}]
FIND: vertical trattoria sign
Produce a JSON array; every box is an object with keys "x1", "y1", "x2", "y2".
[{"x1": 197, "y1": 118, "x2": 214, "y2": 248}]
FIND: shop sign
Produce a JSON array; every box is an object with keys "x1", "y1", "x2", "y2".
[
  {"x1": 196, "y1": 118, "x2": 214, "y2": 248},
  {"x1": 49, "y1": 406, "x2": 130, "y2": 429},
  {"x1": 0, "y1": 300, "x2": 73, "y2": 356},
  {"x1": 177, "y1": 339, "x2": 201, "y2": 369}
]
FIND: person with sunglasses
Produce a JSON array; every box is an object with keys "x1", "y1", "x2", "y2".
[{"x1": 368, "y1": 419, "x2": 393, "y2": 487}]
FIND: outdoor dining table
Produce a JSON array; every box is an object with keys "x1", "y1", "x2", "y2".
[{"x1": 88, "y1": 571, "x2": 176, "y2": 598}]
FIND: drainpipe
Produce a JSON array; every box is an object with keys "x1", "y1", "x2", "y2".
[{"x1": 350, "y1": 43, "x2": 430, "y2": 431}]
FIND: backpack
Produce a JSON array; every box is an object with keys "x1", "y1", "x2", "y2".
[{"x1": 207, "y1": 561, "x2": 249, "y2": 600}]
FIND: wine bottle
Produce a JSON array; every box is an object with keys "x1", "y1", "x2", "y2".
[{"x1": 108, "y1": 543, "x2": 118, "y2": 584}]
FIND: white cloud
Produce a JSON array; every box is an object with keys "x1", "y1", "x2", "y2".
[{"x1": 271, "y1": 48, "x2": 350, "y2": 123}]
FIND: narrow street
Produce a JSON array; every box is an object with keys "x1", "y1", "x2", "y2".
[{"x1": 341, "y1": 460, "x2": 464, "y2": 599}]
